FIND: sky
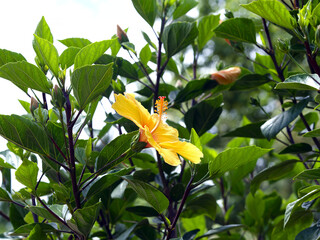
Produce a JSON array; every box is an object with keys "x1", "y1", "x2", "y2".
[{"x1": 0, "y1": 0, "x2": 155, "y2": 151}]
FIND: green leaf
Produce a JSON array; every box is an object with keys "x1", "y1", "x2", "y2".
[
  {"x1": 15, "y1": 159, "x2": 39, "y2": 190},
  {"x1": 185, "y1": 95, "x2": 223, "y2": 136},
  {"x1": 190, "y1": 128, "x2": 202, "y2": 151},
  {"x1": 246, "y1": 191, "x2": 265, "y2": 221},
  {"x1": 174, "y1": 79, "x2": 218, "y2": 104},
  {"x1": 223, "y1": 121, "x2": 266, "y2": 139},
  {"x1": 295, "y1": 224, "x2": 320, "y2": 240},
  {"x1": 279, "y1": 143, "x2": 312, "y2": 154},
  {"x1": 10, "y1": 223, "x2": 56, "y2": 236},
  {"x1": 0, "y1": 157, "x2": 15, "y2": 169},
  {"x1": 197, "y1": 14, "x2": 220, "y2": 51},
  {"x1": 213, "y1": 18, "x2": 256, "y2": 43},
  {"x1": 294, "y1": 168, "x2": 320, "y2": 180},
  {"x1": 209, "y1": 146, "x2": 272, "y2": 177},
  {"x1": 272, "y1": 211, "x2": 313, "y2": 240},
  {"x1": 19, "y1": 100, "x2": 31, "y2": 113},
  {"x1": 142, "y1": 31, "x2": 157, "y2": 50},
  {"x1": 140, "y1": 44, "x2": 152, "y2": 66},
  {"x1": 303, "y1": 128, "x2": 320, "y2": 137},
  {"x1": 0, "y1": 49, "x2": 26, "y2": 67},
  {"x1": 196, "y1": 224, "x2": 243, "y2": 240},
  {"x1": 182, "y1": 194, "x2": 216, "y2": 220},
  {"x1": 28, "y1": 206, "x2": 61, "y2": 223},
  {"x1": 33, "y1": 34, "x2": 59, "y2": 77},
  {"x1": 0, "y1": 187, "x2": 12, "y2": 201},
  {"x1": 86, "y1": 168, "x2": 132, "y2": 199},
  {"x1": 250, "y1": 160, "x2": 298, "y2": 194},
  {"x1": 58, "y1": 38, "x2": 91, "y2": 48},
  {"x1": 71, "y1": 63, "x2": 113, "y2": 109},
  {"x1": 28, "y1": 224, "x2": 47, "y2": 240},
  {"x1": 162, "y1": 22, "x2": 198, "y2": 57},
  {"x1": 275, "y1": 74, "x2": 320, "y2": 91},
  {"x1": 261, "y1": 98, "x2": 310, "y2": 140},
  {"x1": 0, "y1": 115, "x2": 51, "y2": 156},
  {"x1": 74, "y1": 40, "x2": 115, "y2": 69},
  {"x1": 173, "y1": 0, "x2": 198, "y2": 20},
  {"x1": 34, "y1": 17, "x2": 53, "y2": 43},
  {"x1": 123, "y1": 176, "x2": 169, "y2": 214},
  {"x1": 96, "y1": 131, "x2": 138, "y2": 170},
  {"x1": 131, "y1": 0, "x2": 157, "y2": 26},
  {"x1": 284, "y1": 188, "x2": 320, "y2": 227},
  {"x1": 241, "y1": 0, "x2": 295, "y2": 30},
  {"x1": 59, "y1": 47, "x2": 81, "y2": 69},
  {"x1": 126, "y1": 206, "x2": 159, "y2": 217},
  {"x1": 0, "y1": 61, "x2": 51, "y2": 93},
  {"x1": 230, "y1": 74, "x2": 271, "y2": 91},
  {"x1": 71, "y1": 202, "x2": 102, "y2": 237}
]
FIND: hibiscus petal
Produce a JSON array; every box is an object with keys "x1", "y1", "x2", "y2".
[
  {"x1": 112, "y1": 93, "x2": 151, "y2": 128},
  {"x1": 159, "y1": 141, "x2": 203, "y2": 164},
  {"x1": 144, "y1": 125, "x2": 181, "y2": 166}
]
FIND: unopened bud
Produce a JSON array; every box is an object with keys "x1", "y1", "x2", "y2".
[
  {"x1": 58, "y1": 68, "x2": 66, "y2": 85},
  {"x1": 210, "y1": 67, "x2": 241, "y2": 85},
  {"x1": 30, "y1": 97, "x2": 39, "y2": 114},
  {"x1": 51, "y1": 85, "x2": 65, "y2": 109},
  {"x1": 117, "y1": 25, "x2": 129, "y2": 43}
]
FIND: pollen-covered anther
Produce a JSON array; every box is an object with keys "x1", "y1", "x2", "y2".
[{"x1": 155, "y1": 96, "x2": 168, "y2": 117}]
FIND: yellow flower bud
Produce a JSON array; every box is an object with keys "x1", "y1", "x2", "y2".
[{"x1": 210, "y1": 67, "x2": 241, "y2": 85}]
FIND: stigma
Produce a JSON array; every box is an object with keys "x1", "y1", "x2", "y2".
[{"x1": 151, "y1": 96, "x2": 168, "y2": 133}]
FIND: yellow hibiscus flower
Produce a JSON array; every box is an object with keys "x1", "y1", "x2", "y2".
[{"x1": 112, "y1": 93, "x2": 203, "y2": 166}]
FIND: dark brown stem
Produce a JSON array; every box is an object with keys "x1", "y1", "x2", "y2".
[
  {"x1": 0, "y1": 211, "x2": 10, "y2": 221},
  {"x1": 45, "y1": 154, "x2": 70, "y2": 171},
  {"x1": 64, "y1": 90, "x2": 81, "y2": 210},
  {"x1": 36, "y1": 196, "x2": 72, "y2": 231},
  {"x1": 304, "y1": 41, "x2": 320, "y2": 83},
  {"x1": 42, "y1": 93, "x2": 48, "y2": 110},
  {"x1": 262, "y1": 18, "x2": 285, "y2": 81},
  {"x1": 154, "y1": 16, "x2": 166, "y2": 103},
  {"x1": 98, "y1": 210, "x2": 113, "y2": 239},
  {"x1": 166, "y1": 175, "x2": 194, "y2": 240}
]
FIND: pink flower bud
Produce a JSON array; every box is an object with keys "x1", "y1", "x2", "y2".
[
  {"x1": 117, "y1": 25, "x2": 129, "y2": 43},
  {"x1": 210, "y1": 67, "x2": 241, "y2": 85},
  {"x1": 30, "y1": 97, "x2": 39, "y2": 114}
]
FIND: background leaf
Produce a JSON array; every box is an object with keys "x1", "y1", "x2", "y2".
[
  {"x1": 173, "y1": 0, "x2": 198, "y2": 20},
  {"x1": 261, "y1": 98, "x2": 310, "y2": 140},
  {"x1": 162, "y1": 22, "x2": 198, "y2": 57},
  {"x1": 33, "y1": 34, "x2": 59, "y2": 77},
  {"x1": 15, "y1": 160, "x2": 39, "y2": 190},
  {"x1": 123, "y1": 176, "x2": 169, "y2": 214},
  {"x1": 275, "y1": 74, "x2": 320, "y2": 91},
  {"x1": 71, "y1": 63, "x2": 113, "y2": 109},
  {"x1": 0, "y1": 61, "x2": 51, "y2": 93},
  {"x1": 197, "y1": 14, "x2": 220, "y2": 51},
  {"x1": 185, "y1": 95, "x2": 223, "y2": 136},
  {"x1": 74, "y1": 40, "x2": 115, "y2": 69},
  {"x1": 213, "y1": 18, "x2": 256, "y2": 43},
  {"x1": 131, "y1": 0, "x2": 157, "y2": 26},
  {"x1": 250, "y1": 160, "x2": 298, "y2": 194},
  {"x1": 0, "y1": 49, "x2": 26, "y2": 67},
  {"x1": 174, "y1": 79, "x2": 218, "y2": 104},
  {"x1": 0, "y1": 115, "x2": 51, "y2": 156},
  {"x1": 241, "y1": 0, "x2": 295, "y2": 29},
  {"x1": 209, "y1": 146, "x2": 272, "y2": 177}
]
